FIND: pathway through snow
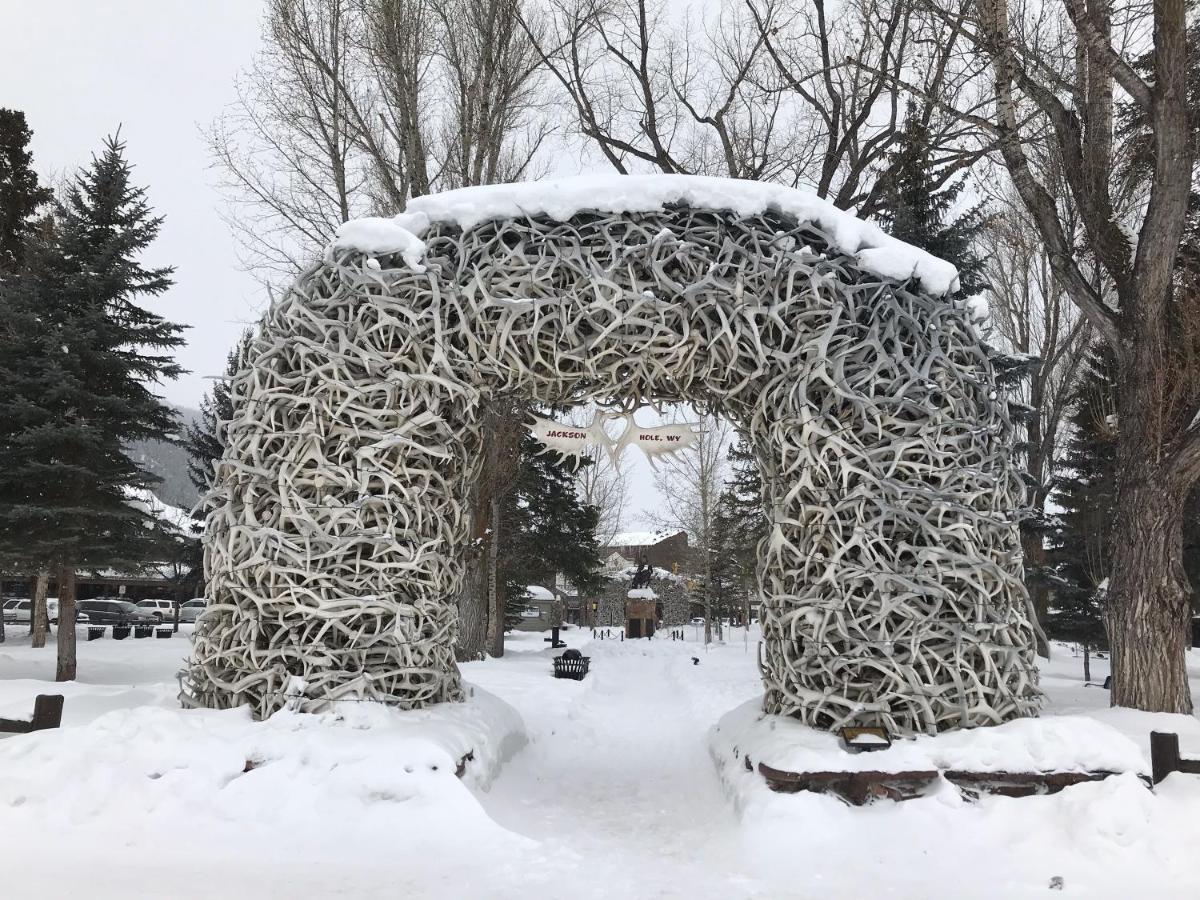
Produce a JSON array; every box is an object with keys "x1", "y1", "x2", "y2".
[{"x1": 470, "y1": 635, "x2": 777, "y2": 899}]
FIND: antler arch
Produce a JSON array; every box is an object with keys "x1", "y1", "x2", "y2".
[{"x1": 184, "y1": 184, "x2": 1040, "y2": 735}]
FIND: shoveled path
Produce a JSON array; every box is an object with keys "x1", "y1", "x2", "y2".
[{"x1": 471, "y1": 634, "x2": 782, "y2": 899}]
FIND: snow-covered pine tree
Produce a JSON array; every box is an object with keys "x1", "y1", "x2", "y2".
[
  {"x1": 874, "y1": 102, "x2": 988, "y2": 297},
  {"x1": 0, "y1": 134, "x2": 185, "y2": 679},
  {"x1": 0, "y1": 109, "x2": 53, "y2": 275},
  {"x1": 498, "y1": 430, "x2": 606, "y2": 630},
  {"x1": 1044, "y1": 345, "x2": 1118, "y2": 677}
]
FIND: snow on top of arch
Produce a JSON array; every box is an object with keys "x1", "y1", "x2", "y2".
[{"x1": 330, "y1": 174, "x2": 962, "y2": 297}]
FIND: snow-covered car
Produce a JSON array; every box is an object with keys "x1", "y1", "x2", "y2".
[
  {"x1": 690, "y1": 616, "x2": 705, "y2": 627},
  {"x1": 179, "y1": 598, "x2": 206, "y2": 623},
  {"x1": 136, "y1": 598, "x2": 177, "y2": 623}
]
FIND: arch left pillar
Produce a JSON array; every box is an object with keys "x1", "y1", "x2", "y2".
[{"x1": 183, "y1": 274, "x2": 474, "y2": 716}]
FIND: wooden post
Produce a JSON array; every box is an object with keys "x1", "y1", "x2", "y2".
[
  {"x1": 1151, "y1": 732, "x2": 1181, "y2": 784},
  {"x1": 31, "y1": 694, "x2": 64, "y2": 730}
]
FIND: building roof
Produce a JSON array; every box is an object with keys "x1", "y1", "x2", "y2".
[{"x1": 606, "y1": 530, "x2": 682, "y2": 548}]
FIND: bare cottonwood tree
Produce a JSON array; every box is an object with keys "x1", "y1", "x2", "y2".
[
  {"x1": 209, "y1": 0, "x2": 369, "y2": 281},
  {"x1": 981, "y1": 188, "x2": 1092, "y2": 652},
  {"x1": 528, "y1": 0, "x2": 991, "y2": 213},
  {"x1": 648, "y1": 410, "x2": 731, "y2": 644},
  {"x1": 211, "y1": 0, "x2": 552, "y2": 279},
  {"x1": 211, "y1": 0, "x2": 553, "y2": 660},
  {"x1": 568, "y1": 407, "x2": 630, "y2": 545},
  {"x1": 952, "y1": 0, "x2": 1198, "y2": 711}
]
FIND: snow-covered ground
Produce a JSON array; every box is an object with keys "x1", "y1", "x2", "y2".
[{"x1": 1, "y1": 627, "x2": 1198, "y2": 899}]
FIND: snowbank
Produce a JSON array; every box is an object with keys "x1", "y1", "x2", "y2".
[
  {"x1": 330, "y1": 174, "x2": 961, "y2": 296},
  {"x1": 123, "y1": 485, "x2": 192, "y2": 534},
  {"x1": 711, "y1": 699, "x2": 1149, "y2": 776},
  {"x1": 0, "y1": 686, "x2": 527, "y2": 861},
  {"x1": 709, "y1": 697, "x2": 1200, "y2": 898}
]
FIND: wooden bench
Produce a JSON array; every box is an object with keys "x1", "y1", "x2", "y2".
[
  {"x1": 0, "y1": 695, "x2": 64, "y2": 734},
  {"x1": 1151, "y1": 732, "x2": 1200, "y2": 784},
  {"x1": 553, "y1": 649, "x2": 590, "y2": 680}
]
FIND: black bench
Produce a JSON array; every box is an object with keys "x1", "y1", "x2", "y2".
[
  {"x1": 155, "y1": 628, "x2": 173, "y2": 639},
  {"x1": 552, "y1": 648, "x2": 590, "y2": 680},
  {"x1": 87, "y1": 625, "x2": 105, "y2": 641}
]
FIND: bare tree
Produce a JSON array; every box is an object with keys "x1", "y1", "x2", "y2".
[
  {"x1": 210, "y1": 0, "x2": 554, "y2": 661},
  {"x1": 980, "y1": 188, "x2": 1091, "y2": 653},
  {"x1": 568, "y1": 407, "x2": 630, "y2": 545},
  {"x1": 208, "y1": 0, "x2": 369, "y2": 281},
  {"x1": 648, "y1": 410, "x2": 731, "y2": 644},
  {"x1": 949, "y1": 0, "x2": 1199, "y2": 710},
  {"x1": 528, "y1": 0, "x2": 991, "y2": 213},
  {"x1": 210, "y1": 0, "x2": 553, "y2": 280}
]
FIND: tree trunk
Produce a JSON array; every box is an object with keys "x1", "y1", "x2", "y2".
[
  {"x1": 1083, "y1": 644, "x2": 1091, "y2": 683},
  {"x1": 55, "y1": 566, "x2": 77, "y2": 682},
  {"x1": 485, "y1": 495, "x2": 505, "y2": 657},
  {"x1": 1106, "y1": 473, "x2": 1194, "y2": 712},
  {"x1": 31, "y1": 571, "x2": 50, "y2": 649},
  {"x1": 455, "y1": 548, "x2": 489, "y2": 662},
  {"x1": 1020, "y1": 525, "x2": 1051, "y2": 657}
]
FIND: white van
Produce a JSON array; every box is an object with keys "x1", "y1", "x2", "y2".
[{"x1": 136, "y1": 598, "x2": 177, "y2": 623}]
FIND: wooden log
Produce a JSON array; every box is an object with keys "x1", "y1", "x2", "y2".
[
  {"x1": 755, "y1": 759, "x2": 1131, "y2": 803},
  {"x1": 943, "y1": 769, "x2": 1122, "y2": 798},
  {"x1": 757, "y1": 761, "x2": 939, "y2": 804}
]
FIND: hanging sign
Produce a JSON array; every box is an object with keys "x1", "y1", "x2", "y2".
[{"x1": 528, "y1": 411, "x2": 701, "y2": 465}]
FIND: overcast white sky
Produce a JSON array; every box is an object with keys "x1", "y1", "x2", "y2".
[
  {"x1": 0, "y1": 0, "x2": 701, "y2": 527},
  {"x1": 2, "y1": 0, "x2": 265, "y2": 409}
]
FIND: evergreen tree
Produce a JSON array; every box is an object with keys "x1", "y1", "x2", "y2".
[
  {"x1": 875, "y1": 103, "x2": 989, "y2": 296},
  {"x1": 0, "y1": 109, "x2": 53, "y2": 274},
  {"x1": 186, "y1": 328, "x2": 255, "y2": 497},
  {"x1": 0, "y1": 134, "x2": 185, "y2": 679},
  {"x1": 707, "y1": 438, "x2": 769, "y2": 624},
  {"x1": 178, "y1": 327, "x2": 255, "y2": 593},
  {"x1": 498, "y1": 430, "x2": 606, "y2": 628},
  {"x1": 1044, "y1": 345, "x2": 1118, "y2": 672}
]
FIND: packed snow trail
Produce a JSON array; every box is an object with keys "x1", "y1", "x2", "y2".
[{"x1": 469, "y1": 633, "x2": 780, "y2": 899}]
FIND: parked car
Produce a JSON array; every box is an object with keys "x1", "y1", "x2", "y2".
[
  {"x1": 136, "y1": 598, "x2": 178, "y2": 623},
  {"x1": 76, "y1": 598, "x2": 157, "y2": 626},
  {"x1": 690, "y1": 616, "x2": 705, "y2": 627},
  {"x1": 3, "y1": 598, "x2": 88, "y2": 625},
  {"x1": 179, "y1": 598, "x2": 207, "y2": 623}
]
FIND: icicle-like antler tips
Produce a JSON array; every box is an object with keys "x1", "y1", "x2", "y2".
[{"x1": 183, "y1": 203, "x2": 1040, "y2": 735}]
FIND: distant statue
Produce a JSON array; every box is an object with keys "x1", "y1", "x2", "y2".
[{"x1": 630, "y1": 561, "x2": 652, "y2": 590}]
